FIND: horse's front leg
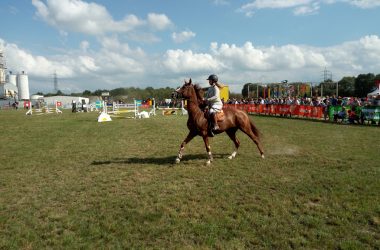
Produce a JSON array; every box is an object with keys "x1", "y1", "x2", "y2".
[
  {"x1": 202, "y1": 135, "x2": 213, "y2": 165},
  {"x1": 175, "y1": 132, "x2": 197, "y2": 164}
]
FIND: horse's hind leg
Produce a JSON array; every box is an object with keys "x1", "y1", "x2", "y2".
[
  {"x1": 176, "y1": 132, "x2": 196, "y2": 164},
  {"x1": 226, "y1": 128, "x2": 240, "y2": 159},
  {"x1": 240, "y1": 123, "x2": 265, "y2": 159}
]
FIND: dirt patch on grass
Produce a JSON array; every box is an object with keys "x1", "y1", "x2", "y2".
[{"x1": 269, "y1": 145, "x2": 300, "y2": 156}]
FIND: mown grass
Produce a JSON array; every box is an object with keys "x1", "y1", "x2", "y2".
[{"x1": 0, "y1": 109, "x2": 379, "y2": 249}]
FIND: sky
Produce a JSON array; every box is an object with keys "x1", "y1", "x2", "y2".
[{"x1": 0, "y1": 0, "x2": 380, "y2": 94}]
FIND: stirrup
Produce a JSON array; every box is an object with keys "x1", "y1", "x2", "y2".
[{"x1": 208, "y1": 130, "x2": 215, "y2": 137}]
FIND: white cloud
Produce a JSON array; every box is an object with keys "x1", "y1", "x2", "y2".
[
  {"x1": 347, "y1": 0, "x2": 380, "y2": 9},
  {"x1": 162, "y1": 49, "x2": 221, "y2": 73},
  {"x1": 242, "y1": 0, "x2": 313, "y2": 10},
  {"x1": 2, "y1": 35, "x2": 380, "y2": 93},
  {"x1": 293, "y1": 2, "x2": 320, "y2": 15},
  {"x1": 239, "y1": 0, "x2": 380, "y2": 16},
  {"x1": 1, "y1": 39, "x2": 73, "y2": 77},
  {"x1": 147, "y1": 13, "x2": 173, "y2": 30},
  {"x1": 80, "y1": 40, "x2": 89, "y2": 52},
  {"x1": 210, "y1": 41, "x2": 327, "y2": 72},
  {"x1": 98, "y1": 36, "x2": 146, "y2": 58},
  {"x1": 32, "y1": 0, "x2": 170, "y2": 35},
  {"x1": 239, "y1": 0, "x2": 316, "y2": 16},
  {"x1": 77, "y1": 56, "x2": 99, "y2": 73},
  {"x1": 127, "y1": 32, "x2": 161, "y2": 44},
  {"x1": 172, "y1": 31, "x2": 196, "y2": 43},
  {"x1": 213, "y1": 0, "x2": 230, "y2": 5}
]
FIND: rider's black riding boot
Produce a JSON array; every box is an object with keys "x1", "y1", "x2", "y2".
[
  {"x1": 208, "y1": 114, "x2": 215, "y2": 137},
  {"x1": 213, "y1": 113, "x2": 219, "y2": 131}
]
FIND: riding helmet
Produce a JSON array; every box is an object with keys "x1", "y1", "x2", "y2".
[{"x1": 207, "y1": 74, "x2": 218, "y2": 82}]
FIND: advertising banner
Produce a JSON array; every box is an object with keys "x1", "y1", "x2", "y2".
[
  {"x1": 223, "y1": 104, "x2": 377, "y2": 122},
  {"x1": 361, "y1": 106, "x2": 380, "y2": 122},
  {"x1": 224, "y1": 104, "x2": 324, "y2": 118},
  {"x1": 95, "y1": 100, "x2": 103, "y2": 108}
]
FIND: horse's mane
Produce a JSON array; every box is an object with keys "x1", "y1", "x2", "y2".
[
  {"x1": 194, "y1": 84, "x2": 207, "y2": 110},
  {"x1": 193, "y1": 84, "x2": 203, "y2": 100}
]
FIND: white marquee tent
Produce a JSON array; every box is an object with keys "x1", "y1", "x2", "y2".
[{"x1": 367, "y1": 88, "x2": 380, "y2": 98}]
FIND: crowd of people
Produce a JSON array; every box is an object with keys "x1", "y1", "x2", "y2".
[
  {"x1": 224, "y1": 95, "x2": 379, "y2": 125},
  {"x1": 224, "y1": 95, "x2": 374, "y2": 107}
]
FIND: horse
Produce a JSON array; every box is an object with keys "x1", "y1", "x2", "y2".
[{"x1": 173, "y1": 79, "x2": 264, "y2": 164}]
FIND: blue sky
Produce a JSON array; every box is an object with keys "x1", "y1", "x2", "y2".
[{"x1": 1, "y1": 0, "x2": 380, "y2": 94}]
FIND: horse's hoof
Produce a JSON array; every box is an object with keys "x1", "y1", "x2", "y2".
[
  {"x1": 206, "y1": 160, "x2": 212, "y2": 165},
  {"x1": 175, "y1": 158, "x2": 181, "y2": 164},
  {"x1": 261, "y1": 154, "x2": 265, "y2": 159},
  {"x1": 228, "y1": 152, "x2": 237, "y2": 160}
]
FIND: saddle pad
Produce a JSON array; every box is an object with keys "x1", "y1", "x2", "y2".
[{"x1": 216, "y1": 110, "x2": 224, "y2": 122}]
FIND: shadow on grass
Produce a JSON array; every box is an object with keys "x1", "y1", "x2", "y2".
[{"x1": 91, "y1": 153, "x2": 230, "y2": 166}]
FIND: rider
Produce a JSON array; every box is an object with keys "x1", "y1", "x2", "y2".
[{"x1": 205, "y1": 74, "x2": 223, "y2": 133}]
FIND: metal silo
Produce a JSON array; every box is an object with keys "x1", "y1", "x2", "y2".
[
  {"x1": 17, "y1": 71, "x2": 30, "y2": 100},
  {"x1": 0, "y1": 52, "x2": 6, "y2": 84},
  {"x1": 0, "y1": 70, "x2": 4, "y2": 84},
  {"x1": 7, "y1": 71, "x2": 17, "y2": 86}
]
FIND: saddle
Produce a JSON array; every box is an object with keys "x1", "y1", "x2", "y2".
[
  {"x1": 215, "y1": 110, "x2": 225, "y2": 122},
  {"x1": 204, "y1": 110, "x2": 225, "y2": 122}
]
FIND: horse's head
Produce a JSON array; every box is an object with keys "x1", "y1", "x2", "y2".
[{"x1": 172, "y1": 78, "x2": 195, "y2": 100}]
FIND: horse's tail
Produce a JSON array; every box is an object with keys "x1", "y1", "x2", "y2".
[{"x1": 250, "y1": 120, "x2": 262, "y2": 139}]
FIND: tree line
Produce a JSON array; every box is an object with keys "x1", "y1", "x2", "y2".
[
  {"x1": 38, "y1": 86, "x2": 176, "y2": 102},
  {"x1": 37, "y1": 72, "x2": 380, "y2": 101}
]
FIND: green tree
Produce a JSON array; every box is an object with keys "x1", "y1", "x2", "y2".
[
  {"x1": 82, "y1": 90, "x2": 92, "y2": 96},
  {"x1": 374, "y1": 74, "x2": 380, "y2": 90},
  {"x1": 110, "y1": 87, "x2": 127, "y2": 96},
  {"x1": 316, "y1": 79, "x2": 336, "y2": 97},
  {"x1": 93, "y1": 89, "x2": 108, "y2": 97},
  {"x1": 338, "y1": 76, "x2": 355, "y2": 97},
  {"x1": 354, "y1": 73, "x2": 375, "y2": 97}
]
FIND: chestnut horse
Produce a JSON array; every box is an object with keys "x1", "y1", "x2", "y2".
[{"x1": 174, "y1": 79, "x2": 264, "y2": 164}]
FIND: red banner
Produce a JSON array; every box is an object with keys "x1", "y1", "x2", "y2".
[
  {"x1": 224, "y1": 104, "x2": 324, "y2": 118},
  {"x1": 24, "y1": 101, "x2": 31, "y2": 108}
]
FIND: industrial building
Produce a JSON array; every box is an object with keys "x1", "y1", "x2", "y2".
[
  {"x1": 1, "y1": 50, "x2": 91, "y2": 110},
  {"x1": 31, "y1": 95, "x2": 90, "y2": 109},
  {"x1": 0, "y1": 51, "x2": 30, "y2": 104}
]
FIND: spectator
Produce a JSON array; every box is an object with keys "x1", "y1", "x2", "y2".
[
  {"x1": 333, "y1": 106, "x2": 347, "y2": 122},
  {"x1": 348, "y1": 109, "x2": 360, "y2": 124}
]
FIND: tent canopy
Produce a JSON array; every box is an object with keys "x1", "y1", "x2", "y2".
[{"x1": 367, "y1": 88, "x2": 380, "y2": 97}]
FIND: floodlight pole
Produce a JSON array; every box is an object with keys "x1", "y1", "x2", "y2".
[
  {"x1": 321, "y1": 83, "x2": 323, "y2": 97},
  {"x1": 310, "y1": 83, "x2": 313, "y2": 97},
  {"x1": 257, "y1": 84, "x2": 259, "y2": 98},
  {"x1": 336, "y1": 81, "x2": 339, "y2": 97},
  {"x1": 281, "y1": 80, "x2": 288, "y2": 98}
]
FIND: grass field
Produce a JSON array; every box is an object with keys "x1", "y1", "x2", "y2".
[{"x1": 0, "y1": 110, "x2": 379, "y2": 249}]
